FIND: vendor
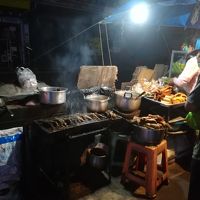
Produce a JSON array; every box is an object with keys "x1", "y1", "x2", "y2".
[
  {"x1": 171, "y1": 38, "x2": 200, "y2": 94},
  {"x1": 185, "y1": 79, "x2": 200, "y2": 200},
  {"x1": 171, "y1": 49, "x2": 200, "y2": 94}
]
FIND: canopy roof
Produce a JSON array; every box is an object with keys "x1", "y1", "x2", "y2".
[{"x1": 103, "y1": 0, "x2": 200, "y2": 29}]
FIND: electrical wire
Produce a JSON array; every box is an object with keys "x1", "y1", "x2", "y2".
[
  {"x1": 33, "y1": 20, "x2": 102, "y2": 62},
  {"x1": 98, "y1": 23, "x2": 104, "y2": 65},
  {"x1": 105, "y1": 23, "x2": 112, "y2": 65}
]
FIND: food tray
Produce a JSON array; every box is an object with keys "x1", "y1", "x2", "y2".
[{"x1": 144, "y1": 97, "x2": 185, "y2": 108}]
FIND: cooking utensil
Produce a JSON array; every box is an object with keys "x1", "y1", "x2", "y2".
[
  {"x1": 89, "y1": 148, "x2": 107, "y2": 170},
  {"x1": 84, "y1": 94, "x2": 109, "y2": 113},
  {"x1": 168, "y1": 116, "x2": 186, "y2": 124},
  {"x1": 135, "y1": 91, "x2": 146, "y2": 100},
  {"x1": 0, "y1": 98, "x2": 14, "y2": 117},
  {"x1": 88, "y1": 134, "x2": 108, "y2": 170},
  {"x1": 100, "y1": 86, "x2": 114, "y2": 96},
  {"x1": 114, "y1": 90, "x2": 142, "y2": 113},
  {"x1": 39, "y1": 87, "x2": 69, "y2": 104},
  {"x1": 130, "y1": 124, "x2": 165, "y2": 146}
]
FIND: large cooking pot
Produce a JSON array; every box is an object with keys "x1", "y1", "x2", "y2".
[
  {"x1": 131, "y1": 124, "x2": 165, "y2": 146},
  {"x1": 39, "y1": 87, "x2": 68, "y2": 104},
  {"x1": 114, "y1": 90, "x2": 142, "y2": 113},
  {"x1": 84, "y1": 94, "x2": 109, "y2": 113}
]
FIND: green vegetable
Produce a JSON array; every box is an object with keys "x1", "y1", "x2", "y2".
[{"x1": 171, "y1": 62, "x2": 185, "y2": 76}]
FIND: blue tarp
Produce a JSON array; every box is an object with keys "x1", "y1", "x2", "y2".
[{"x1": 103, "y1": 0, "x2": 200, "y2": 29}]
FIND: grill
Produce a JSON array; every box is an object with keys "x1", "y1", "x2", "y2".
[
  {"x1": 35, "y1": 111, "x2": 120, "y2": 135},
  {"x1": 29, "y1": 110, "x2": 123, "y2": 200}
]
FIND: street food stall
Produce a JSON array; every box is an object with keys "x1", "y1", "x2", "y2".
[
  {"x1": 0, "y1": 61, "x2": 195, "y2": 200},
  {"x1": 1, "y1": 0, "x2": 200, "y2": 199}
]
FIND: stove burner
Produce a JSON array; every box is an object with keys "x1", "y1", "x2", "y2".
[{"x1": 36, "y1": 111, "x2": 121, "y2": 133}]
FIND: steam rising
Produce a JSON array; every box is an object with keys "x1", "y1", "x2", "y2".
[{"x1": 33, "y1": 15, "x2": 98, "y2": 90}]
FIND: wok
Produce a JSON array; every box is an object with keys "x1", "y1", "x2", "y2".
[{"x1": 130, "y1": 124, "x2": 165, "y2": 146}]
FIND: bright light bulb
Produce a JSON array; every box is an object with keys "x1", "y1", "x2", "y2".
[{"x1": 130, "y1": 2, "x2": 149, "y2": 24}]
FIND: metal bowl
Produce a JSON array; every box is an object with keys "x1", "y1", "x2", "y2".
[{"x1": 130, "y1": 124, "x2": 165, "y2": 146}]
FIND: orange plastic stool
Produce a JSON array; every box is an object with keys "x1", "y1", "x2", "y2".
[{"x1": 121, "y1": 139, "x2": 168, "y2": 198}]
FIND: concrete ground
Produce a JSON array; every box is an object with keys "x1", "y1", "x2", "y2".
[
  {"x1": 0, "y1": 159, "x2": 190, "y2": 200},
  {"x1": 71, "y1": 158, "x2": 191, "y2": 200}
]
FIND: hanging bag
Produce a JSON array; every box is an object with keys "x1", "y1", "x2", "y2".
[{"x1": 16, "y1": 67, "x2": 38, "y2": 90}]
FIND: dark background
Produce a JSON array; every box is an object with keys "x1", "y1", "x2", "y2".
[{"x1": 0, "y1": 1, "x2": 200, "y2": 89}]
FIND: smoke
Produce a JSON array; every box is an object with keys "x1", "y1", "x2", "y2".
[
  {"x1": 31, "y1": 8, "x2": 109, "y2": 90},
  {"x1": 47, "y1": 17, "x2": 97, "y2": 89}
]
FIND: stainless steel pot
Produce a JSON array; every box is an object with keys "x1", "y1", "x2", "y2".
[
  {"x1": 39, "y1": 87, "x2": 68, "y2": 104},
  {"x1": 84, "y1": 94, "x2": 109, "y2": 113},
  {"x1": 131, "y1": 124, "x2": 165, "y2": 146},
  {"x1": 114, "y1": 90, "x2": 142, "y2": 113}
]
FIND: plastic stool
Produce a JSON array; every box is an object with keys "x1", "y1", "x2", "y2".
[{"x1": 121, "y1": 139, "x2": 168, "y2": 198}]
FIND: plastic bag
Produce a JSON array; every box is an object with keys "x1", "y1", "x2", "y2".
[
  {"x1": 16, "y1": 67, "x2": 37, "y2": 90},
  {"x1": 0, "y1": 127, "x2": 23, "y2": 190}
]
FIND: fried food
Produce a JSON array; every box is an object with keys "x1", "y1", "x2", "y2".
[
  {"x1": 160, "y1": 92, "x2": 187, "y2": 105},
  {"x1": 151, "y1": 85, "x2": 187, "y2": 105},
  {"x1": 132, "y1": 114, "x2": 172, "y2": 130},
  {"x1": 153, "y1": 85, "x2": 173, "y2": 101}
]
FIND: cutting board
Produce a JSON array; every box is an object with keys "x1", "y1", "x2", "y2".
[{"x1": 77, "y1": 65, "x2": 118, "y2": 89}]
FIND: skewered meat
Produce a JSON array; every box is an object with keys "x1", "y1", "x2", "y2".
[
  {"x1": 88, "y1": 113, "x2": 101, "y2": 120},
  {"x1": 82, "y1": 114, "x2": 93, "y2": 121},
  {"x1": 97, "y1": 113, "x2": 107, "y2": 119},
  {"x1": 36, "y1": 111, "x2": 121, "y2": 133},
  {"x1": 39, "y1": 122, "x2": 54, "y2": 131},
  {"x1": 105, "y1": 111, "x2": 118, "y2": 119}
]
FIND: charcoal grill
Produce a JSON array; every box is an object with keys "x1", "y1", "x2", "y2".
[{"x1": 28, "y1": 111, "x2": 122, "y2": 200}]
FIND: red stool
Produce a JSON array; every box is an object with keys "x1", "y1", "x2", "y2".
[{"x1": 121, "y1": 139, "x2": 168, "y2": 198}]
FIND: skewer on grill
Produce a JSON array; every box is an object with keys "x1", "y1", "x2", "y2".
[
  {"x1": 97, "y1": 113, "x2": 107, "y2": 119},
  {"x1": 42, "y1": 122, "x2": 57, "y2": 132},
  {"x1": 82, "y1": 114, "x2": 93, "y2": 121},
  {"x1": 89, "y1": 113, "x2": 101, "y2": 120},
  {"x1": 50, "y1": 120, "x2": 60, "y2": 129},
  {"x1": 76, "y1": 115, "x2": 86, "y2": 123},
  {"x1": 64, "y1": 118, "x2": 73, "y2": 126},
  {"x1": 105, "y1": 111, "x2": 118, "y2": 119},
  {"x1": 55, "y1": 118, "x2": 68, "y2": 128}
]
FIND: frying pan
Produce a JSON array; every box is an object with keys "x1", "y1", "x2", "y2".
[{"x1": 0, "y1": 98, "x2": 14, "y2": 117}]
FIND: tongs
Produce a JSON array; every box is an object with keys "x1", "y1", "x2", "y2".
[{"x1": 168, "y1": 116, "x2": 186, "y2": 124}]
